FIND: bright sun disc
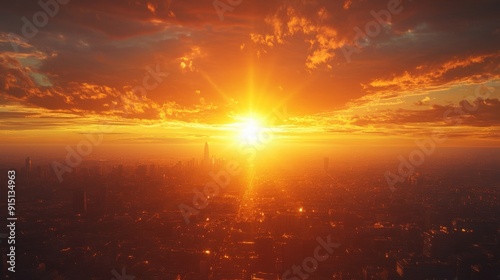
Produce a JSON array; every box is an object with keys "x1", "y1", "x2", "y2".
[{"x1": 239, "y1": 118, "x2": 263, "y2": 145}]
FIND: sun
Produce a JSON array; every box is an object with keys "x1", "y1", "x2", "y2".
[
  {"x1": 239, "y1": 118, "x2": 263, "y2": 146},
  {"x1": 233, "y1": 112, "x2": 280, "y2": 148}
]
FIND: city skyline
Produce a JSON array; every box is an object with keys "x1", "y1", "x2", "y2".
[{"x1": 1, "y1": 145, "x2": 498, "y2": 279}]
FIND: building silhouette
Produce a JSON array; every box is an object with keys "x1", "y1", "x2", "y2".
[
  {"x1": 25, "y1": 157, "x2": 32, "y2": 180},
  {"x1": 423, "y1": 229, "x2": 454, "y2": 259},
  {"x1": 73, "y1": 189, "x2": 87, "y2": 214},
  {"x1": 204, "y1": 142, "x2": 209, "y2": 161},
  {"x1": 203, "y1": 142, "x2": 211, "y2": 169}
]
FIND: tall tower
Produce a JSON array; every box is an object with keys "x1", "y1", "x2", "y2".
[
  {"x1": 25, "y1": 157, "x2": 32, "y2": 180},
  {"x1": 204, "y1": 142, "x2": 209, "y2": 165}
]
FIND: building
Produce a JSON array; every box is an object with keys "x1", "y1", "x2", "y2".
[
  {"x1": 255, "y1": 237, "x2": 275, "y2": 272},
  {"x1": 203, "y1": 142, "x2": 211, "y2": 169},
  {"x1": 149, "y1": 164, "x2": 157, "y2": 176},
  {"x1": 396, "y1": 258, "x2": 455, "y2": 279},
  {"x1": 251, "y1": 272, "x2": 279, "y2": 280},
  {"x1": 136, "y1": 164, "x2": 147, "y2": 177},
  {"x1": 187, "y1": 158, "x2": 197, "y2": 169},
  {"x1": 73, "y1": 189, "x2": 87, "y2": 214},
  {"x1": 25, "y1": 156, "x2": 32, "y2": 180},
  {"x1": 423, "y1": 229, "x2": 455, "y2": 259},
  {"x1": 471, "y1": 263, "x2": 500, "y2": 279}
]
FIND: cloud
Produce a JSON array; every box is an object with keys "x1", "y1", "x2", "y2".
[
  {"x1": 364, "y1": 54, "x2": 500, "y2": 94},
  {"x1": 250, "y1": 3, "x2": 345, "y2": 69},
  {"x1": 352, "y1": 98, "x2": 500, "y2": 127},
  {"x1": 415, "y1": 96, "x2": 430, "y2": 106}
]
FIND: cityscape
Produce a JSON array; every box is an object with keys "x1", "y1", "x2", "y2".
[
  {"x1": 1, "y1": 143, "x2": 499, "y2": 279},
  {"x1": 1, "y1": 0, "x2": 500, "y2": 279}
]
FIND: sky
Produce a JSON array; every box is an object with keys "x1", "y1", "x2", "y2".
[{"x1": 0, "y1": 0, "x2": 499, "y2": 154}]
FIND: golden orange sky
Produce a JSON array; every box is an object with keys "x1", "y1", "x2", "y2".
[{"x1": 0, "y1": 0, "x2": 499, "y2": 151}]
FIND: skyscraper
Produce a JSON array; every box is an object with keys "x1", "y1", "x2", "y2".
[
  {"x1": 203, "y1": 142, "x2": 210, "y2": 169},
  {"x1": 204, "y1": 142, "x2": 209, "y2": 163},
  {"x1": 25, "y1": 157, "x2": 32, "y2": 180}
]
